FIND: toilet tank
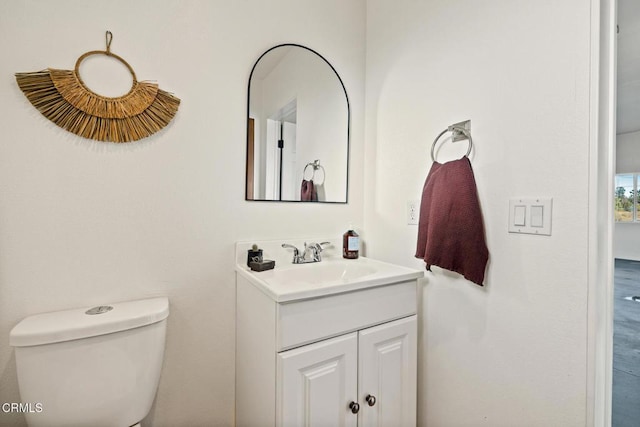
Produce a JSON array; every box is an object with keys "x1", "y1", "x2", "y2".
[{"x1": 10, "y1": 297, "x2": 169, "y2": 427}]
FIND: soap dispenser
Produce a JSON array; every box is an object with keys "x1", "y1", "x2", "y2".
[{"x1": 343, "y1": 225, "x2": 360, "y2": 259}]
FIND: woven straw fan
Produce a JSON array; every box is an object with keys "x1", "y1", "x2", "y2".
[{"x1": 15, "y1": 31, "x2": 180, "y2": 143}]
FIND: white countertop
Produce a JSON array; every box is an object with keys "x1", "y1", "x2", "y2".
[{"x1": 235, "y1": 239, "x2": 423, "y2": 302}]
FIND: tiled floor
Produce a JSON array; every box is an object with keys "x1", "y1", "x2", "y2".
[{"x1": 613, "y1": 259, "x2": 640, "y2": 427}]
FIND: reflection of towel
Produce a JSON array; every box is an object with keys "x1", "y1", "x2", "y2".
[
  {"x1": 301, "y1": 180, "x2": 318, "y2": 201},
  {"x1": 415, "y1": 157, "x2": 488, "y2": 286}
]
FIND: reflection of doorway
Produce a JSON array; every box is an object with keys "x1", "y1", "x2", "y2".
[
  {"x1": 265, "y1": 100, "x2": 297, "y2": 200},
  {"x1": 280, "y1": 121, "x2": 297, "y2": 200},
  {"x1": 265, "y1": 119, "x2": 296, "y2": 200},
  {"x1": 246, "y1": 118, "x2": 255, "y2": 199}
]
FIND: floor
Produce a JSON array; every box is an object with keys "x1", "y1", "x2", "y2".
[{"x1": 612, "y1": 258, "x2": 640, "y2": 427}]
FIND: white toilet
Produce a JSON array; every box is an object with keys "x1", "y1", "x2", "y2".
[{"x1": 10, "y1": 297, "x2": 169, "y2": 427}]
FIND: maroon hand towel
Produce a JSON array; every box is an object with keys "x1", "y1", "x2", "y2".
[
  {"x1": 415, "y1": 156, "x2": 489, "y2": 286},
  {"x1": 301, "y1": 179, "x2": 318, "y2": 202}
]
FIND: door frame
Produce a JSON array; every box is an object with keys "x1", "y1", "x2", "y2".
[{"x1": 588, "y1": 0, "x2": 616, "y2": 426}]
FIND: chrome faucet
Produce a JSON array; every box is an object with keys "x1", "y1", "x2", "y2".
[{"x1": 282, "y1": 242, "x2": 331, "y2": 264}]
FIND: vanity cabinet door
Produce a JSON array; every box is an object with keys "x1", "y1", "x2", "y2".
[
  {"x1": 358, "y1": 316, "x2": 417, "y2": 427},
  {"x1": 277, "y1": 332, "x2": 358, "y2": 427}
]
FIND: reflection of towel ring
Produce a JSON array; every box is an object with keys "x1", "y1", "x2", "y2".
[
  {"x1": 430, "y1": 125, "x2": 473, "y2": 162},
  {"x1": 303, "y1": 160, "x2": 325, "y2": 185}
]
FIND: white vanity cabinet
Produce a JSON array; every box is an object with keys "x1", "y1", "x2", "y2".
[
  {"x1": 278, "y1": 316, "x2": 416, "y2": 427},
  {"x1": 236, "y1": 270, "x2": 419, "y2": 427}
]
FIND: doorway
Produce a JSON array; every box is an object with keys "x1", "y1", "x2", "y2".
[{"x1": 612, "y1": 1, "x2": 640, "y2": 425}]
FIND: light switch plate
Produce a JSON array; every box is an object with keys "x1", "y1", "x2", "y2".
[{"x1": 508, "y1": 198, "x2": 552, "y2": 236}]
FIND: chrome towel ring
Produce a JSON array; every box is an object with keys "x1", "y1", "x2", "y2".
[
  {"x1": 303, "y1": 159, "x2": 325, "y2": 185},
  {"x1": 430, "y1": 121, "x2": 473, "y2": 162}
]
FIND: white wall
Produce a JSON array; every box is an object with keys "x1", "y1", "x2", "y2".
[
  {"x1": 615, "y1": 130, "x2": 640, "y2": 260},
  {"x1": 0, "y1": 1, "x2": 365, "y2": 426},
  {"x1": 364, "y1": 1, "x2": 591, "y2": 426}
]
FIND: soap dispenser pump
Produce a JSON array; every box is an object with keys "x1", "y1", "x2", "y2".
[{"x1": 343, "y1": 224, "x2": 360, "y2": 259}]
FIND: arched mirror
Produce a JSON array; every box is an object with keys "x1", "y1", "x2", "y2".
[{"x1": 246, "y1": 44, "x2": 350, "y2": 202}]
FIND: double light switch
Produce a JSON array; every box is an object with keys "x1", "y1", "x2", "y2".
[{"x1": 508, "y1": 198, "x2": 552, "y2": 235}]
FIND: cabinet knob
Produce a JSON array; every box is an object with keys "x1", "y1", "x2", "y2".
[
  {"x1": 349, "y1": 401, "x2": 360, "y2": 414},
  {"x1": 365, "y1": 394, "x2": 377, "y2": 406}
]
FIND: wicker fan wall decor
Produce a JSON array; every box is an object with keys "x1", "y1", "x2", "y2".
[{"x1": 15, "y1": 31, "x2": 180, "y2": 143}]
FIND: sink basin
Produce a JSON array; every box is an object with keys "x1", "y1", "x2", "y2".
[
  {"x1": 270, "y1": 261, "x2": 378, "y2": 286},
  {"x1": 236, "y1": 239, "x2": 424, "y2": 302}
]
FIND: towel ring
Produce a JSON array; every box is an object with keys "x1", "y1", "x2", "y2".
[
  {"x1": 430, "y1": 125, "x2": 473, "y2": 162},
  {"x1": 303, "y1": 161, "x2": 325, "y2": 185}
]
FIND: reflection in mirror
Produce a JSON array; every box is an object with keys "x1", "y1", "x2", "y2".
[{"x1": 246, "y1": 44, "x2": 349, "y2": 202}]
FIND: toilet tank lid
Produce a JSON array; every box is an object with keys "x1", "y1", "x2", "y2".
[{"x1": 10, "y1": 297, "x2": 169, "y2": 347}]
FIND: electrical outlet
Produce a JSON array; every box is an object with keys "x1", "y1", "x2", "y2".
[{"x1": 407, "y1": 200, "x2": 419, "y2": 225}]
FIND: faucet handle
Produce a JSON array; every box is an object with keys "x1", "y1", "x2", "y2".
[
  {"x1": 305, "y1": 241, "x2": 331, "y2": 262},
  {"x1": 281, "y1": 243, "x2": 300, "y2": 255},
  {"x1": 311, "y1": 242, "x2": 331, "y2": 253},
  {"x1": 282, "y1": 243, "x2": 303, "y2": 263}
]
